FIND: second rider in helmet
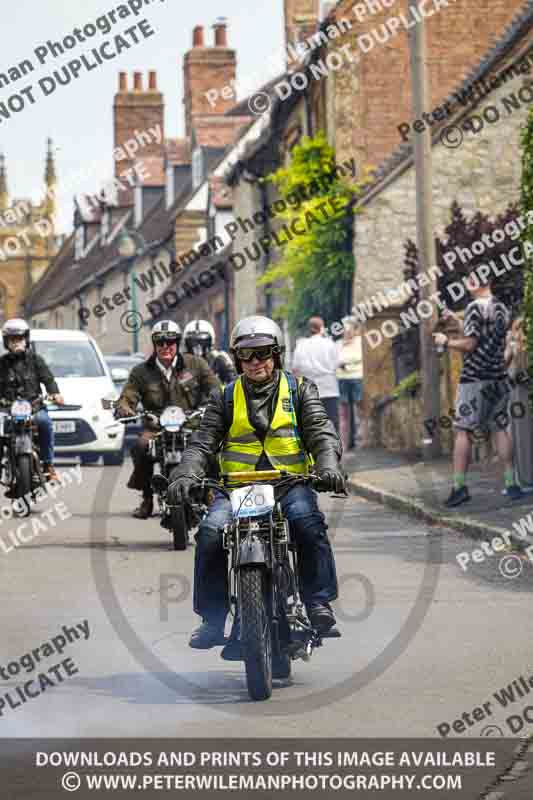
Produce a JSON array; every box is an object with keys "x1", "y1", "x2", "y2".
[
  {"x1": 116, "y1": 320, "x2": 219, "y2": 518},
  {"x1": 183, "y1": 320, "x2": 237, "y2": 386}
]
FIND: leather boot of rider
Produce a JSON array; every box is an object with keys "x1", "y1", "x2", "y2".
[
  {"x1": 43, "y1": 463, "x2": 59, "y2": 483},
  {"x1": 132, "y1": 493, "x2": 154, "y2": 519},
  {"x1": 127, "y1": 431, "x2": 156, "y2": 492}
]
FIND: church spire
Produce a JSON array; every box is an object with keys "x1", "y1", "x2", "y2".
[
  {"x1": 45, "y1": 137, "x2": 56, "y2": 188},
  {"x1": 43, "y1": 138, "x2": 56, "y2": 220},
  {"x1": 0, "y1": 153, "x2": 8, "y2": 211}
]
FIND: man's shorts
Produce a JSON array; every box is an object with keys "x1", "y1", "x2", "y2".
[{"x1": 453, "y1": 380, "x2": 510, "y2": 434}]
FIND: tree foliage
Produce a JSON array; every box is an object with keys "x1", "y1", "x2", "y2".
[{"x1": 258, "y1": 132, "x2": 372, "y2": 334}]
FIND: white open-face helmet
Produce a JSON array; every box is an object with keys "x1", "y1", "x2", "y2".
[
  {"x1": 2, "y1": 318, "x2": 30, "y2": 352},
  {"x1": 230, "y1": 315, "x2": 285, "y2": 369},
  {"x1": 151, "y1": 319, "x2": 181, "y2": 348},
  {"x1": 183, "y1": 319, "x2": 215, "y2": 357}
]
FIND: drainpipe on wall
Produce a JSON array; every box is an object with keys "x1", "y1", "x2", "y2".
[
  {"x1": 77, "y1": 293, "x2": 87, "y2": 330},
  {"x1": 259, "y1": 180, "x2": 273, "y2": 319}
]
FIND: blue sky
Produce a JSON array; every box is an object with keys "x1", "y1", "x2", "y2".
[{"x1": 0, "y1": 0, "x2": 286, "y2": 231}]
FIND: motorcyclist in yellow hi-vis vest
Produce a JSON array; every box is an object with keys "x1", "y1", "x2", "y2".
[{"x1": 169, "y1": 315, "x2": 345, "y2": 657}]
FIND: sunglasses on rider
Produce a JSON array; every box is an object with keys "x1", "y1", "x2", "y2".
[
  {"x1": 235, "y1": 346, "x2": 276, "y2": 362},
  {"x1": 154, "y1": 336, "x2": 178, "y2": 347}
]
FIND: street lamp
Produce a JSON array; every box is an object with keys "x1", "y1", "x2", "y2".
[{"x1": 117, "y1": 229, "x2": 146, "y2": 354}]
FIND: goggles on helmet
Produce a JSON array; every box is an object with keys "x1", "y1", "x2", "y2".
[
  {"x1": 153, "y1": 335, "x2": 178, "y2": 347},
  {"x1": 235, "y1": 345, "x2": 276, "y2": 362}
]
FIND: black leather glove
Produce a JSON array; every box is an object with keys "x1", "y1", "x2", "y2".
[
  {"x1": 316, "y1": 467, "x2": 346, "y2": 494},
  {"x1": 168, "y1": 475, "x2": 196, "y2": 504}
]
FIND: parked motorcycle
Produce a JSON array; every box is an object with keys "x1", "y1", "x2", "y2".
[
  {"x1": 194, "y1": 469, "x2": 342, "y2": 701},
  {"x1": 103, "y1": 398, "x2": 205, "y2": 550}
]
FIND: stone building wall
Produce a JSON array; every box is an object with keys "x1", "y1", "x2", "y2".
[{"x1": 353, "y1": 56, "x2": 533, "y2": 304}]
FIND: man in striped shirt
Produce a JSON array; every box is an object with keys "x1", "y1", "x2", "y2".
[{"x1": 434, "y1": 273, "x2": 522, "y2": 507}]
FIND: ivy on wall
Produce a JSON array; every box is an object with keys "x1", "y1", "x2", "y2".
[
  {"x1": 258, "y1": 132, "x2": 372, "y2": 334},
  {"x1": 520, "y1": 105, "x2": 533, "y2": 405}
]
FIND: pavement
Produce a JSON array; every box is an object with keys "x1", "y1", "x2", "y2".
[{"x1": 344, "y1": 447, "x2": 533, "y2": 550}]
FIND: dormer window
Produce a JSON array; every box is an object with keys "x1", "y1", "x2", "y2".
[{"x1": 192, "y1": 148, "x2": 203, "y2": 189}]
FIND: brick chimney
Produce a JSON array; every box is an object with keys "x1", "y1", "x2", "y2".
[
  {"x1": 113, "y1": 71, "x2": 165, "y2": 204},
  {"x1": 284, "y1": 0, "x2": 320, "y2": 66},
  {"x1": 183, "y1": 19, "x2": 237, "y2": 138}
]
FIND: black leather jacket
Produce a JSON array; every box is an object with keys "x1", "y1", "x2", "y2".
[
  {"x1": 175, "y1": 369, "x2": 342, "y2": 478},
  {"x1": 0, "y1": 350, "x2": 59, "y2": 404}
]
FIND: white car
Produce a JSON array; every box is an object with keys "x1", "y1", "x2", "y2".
[{"x1": 27, "y1": 329, "x2": 125, "y2": 465}]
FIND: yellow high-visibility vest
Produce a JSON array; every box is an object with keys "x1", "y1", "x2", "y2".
[{"x1": 220, "y1": 372, "x2": 311, "y2": 474}]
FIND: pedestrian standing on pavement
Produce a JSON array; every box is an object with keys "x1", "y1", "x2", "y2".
[
  {"x1": 504, "y1": 316, "x2": 533, "y2": 488},
  {"x1": 292, "y1": 316, "x2": 340, "y2": 431},
  {"x1": 433, "y1": 273, "x2": 522, "y2": 507},
  {"x1": 336, "y1": 320, "x2": 363, "y2": 450}
]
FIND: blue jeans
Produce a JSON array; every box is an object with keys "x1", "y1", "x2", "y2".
[
  {"x1": 193, "y1": 484, "x2": 338, "y2": 625},
  {"x1": 34, "y1": 409, "x2": 54, "y2": 464}
]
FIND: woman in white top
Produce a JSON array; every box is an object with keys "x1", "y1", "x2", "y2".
[{"x1": 336, "y1": 321, "x2": 363, "y2": 450}]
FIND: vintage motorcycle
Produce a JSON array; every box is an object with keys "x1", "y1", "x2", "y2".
[
  {"x1": 103, "y1": 399, "x2": 205, "y2": 550},
  {"x1": 194, "y1": 469, "x2": 342, "y2": 701},
  {"x1": 0, "y1": 396, "x2": 69, "y2": 516}
]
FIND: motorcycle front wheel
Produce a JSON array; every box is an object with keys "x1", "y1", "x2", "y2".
[
  {"x1": 14, "y1": 454, "x2": 32, "y2": 516},
  {"x1": 169, "y1": 503, "x2": 188, "y2": 551},
  {"x1": 240, "y1": 567, "x2": 272, "y2": 701}
]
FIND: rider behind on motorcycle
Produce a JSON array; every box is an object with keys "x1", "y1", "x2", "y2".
[
  {"x1": 0, "y1": 319, "x2": 65, "y2": 482},
  {"x1": 183, "y1": 319, "x2": 237, "y2": 386},
  {"x1": 116, "y1": 319, "x2": 219, "y2": 519},
  {"x1": 169, "y1": 315, "x2": 345, "y2": 657}
]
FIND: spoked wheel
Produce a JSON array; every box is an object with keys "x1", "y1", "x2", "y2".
[
  {"x1": 14, "y1": 454, "x2": 32, "y2": 517},
  {"x1": 170, "y1": 503, "x2": 188, "y2": 551},
  {"x1": 240, "y1": 567, "x2": 272, "y2": 701}
]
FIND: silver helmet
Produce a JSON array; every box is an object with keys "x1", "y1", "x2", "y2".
[
  {"x1": 230, "y1": 315, "x2": 285, "y2": 367},
  {"x1": 183, "y1": 319, "x2": 215, "y2": 357},
  {"x1": 2, "y1": 318, "x2": 30, "y2": 352},
  {"x1": 151, "y1": 319, "x2": 181, "y2": 348}
]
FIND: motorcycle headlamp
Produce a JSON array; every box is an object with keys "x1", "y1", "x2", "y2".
[
  {"x1": 160, "y1": 405, "x2": 186, "y2": 431},
  {"x1": 11, "y1": 400, "x2": 32, "y2": 418}
]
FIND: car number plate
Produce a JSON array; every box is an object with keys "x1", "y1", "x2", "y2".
[
  {"x1": 53, "y1": 421, "x2": 76, "y2": 433},
  {"x1": 231, "y1": 484, "x2": 275, "y2": 518}
]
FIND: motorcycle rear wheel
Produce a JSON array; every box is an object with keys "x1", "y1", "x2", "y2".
[
  {"x1": 170, "y1": 504, "x2": 188, "y2": 551},
  {"x1": 240, "y1": 567, "x2": 272, "y2": 701}
]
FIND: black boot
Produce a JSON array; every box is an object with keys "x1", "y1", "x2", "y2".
[
  {"x1": 132, "y1": 493, "x2": 153, "y2": 519},
  {"x1": 189, "y1": 620, "x2": 226, "y2": 649},
  {"x1": 308, "y1": 603, "x2": 336, "y2": 634},
  {"x1": 220, "y1": 617, "x2": 242, "y2": 661}
]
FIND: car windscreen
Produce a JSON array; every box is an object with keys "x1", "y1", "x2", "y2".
[
  {"x1": 105, "y1": 359, "x2": 137, "y2": 374},
  {"x1": 33, "y1": 340, "x2": 106, "y2": 378}
]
